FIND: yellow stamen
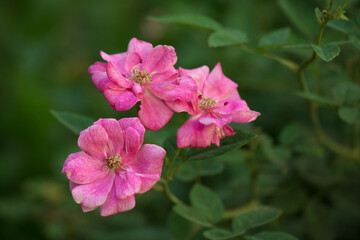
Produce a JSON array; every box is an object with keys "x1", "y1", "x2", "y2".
[{"x1": 198, "y1": 96, "x2": 217, "y2": 110}]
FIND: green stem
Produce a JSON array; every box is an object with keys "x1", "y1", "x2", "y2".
[{"x1": 163, "y1": 180, "x2": 183, "y2": 205}]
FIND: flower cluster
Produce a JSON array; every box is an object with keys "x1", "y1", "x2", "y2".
[{"x1": 63, "y1": 38, "x2": 259, "y2": 216}]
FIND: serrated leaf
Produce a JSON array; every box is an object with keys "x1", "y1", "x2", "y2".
[
  {"x1": 50, "y1": 110, "x2": 94, "y2": 135},
  {"x1": 148, "y1": 14, "x2": 222, "y2": 32},
  {"x1": 190, "y1": 184, "x2": 224, "y2": 223},
  {"x1": 208, "y1": 29, "x2": 247, "y2": 47},
  {"x1": 350, "y1": 35, "x2": 360, "y2": 50},
  {"x1": 245, "y1": 231, "x2": 298, "y2": 240},
  {"x1": 203, "y1": 229, "x2": 245, "y2": 240},
  {"x1": 312, "y1": 44, "x2": 340, "y2": 62},
  {"x1": 338, "y1": 107, "x2": 359, "y2": 124},
  {"x1": 295, "y1": 92, "x2": 340, "y2": 107},
  {"x1": 173, "y1": 205, "x2": 213, "y2": 227},
  {"x1": 232, "y1": 206, "x2": 282, "y2": 232},
  {"x1": 258, "y1": 28, "x2": 290, "y2": 49},
  {"x1": 277, "y1": 0, "x2": 317, "y2": 37},
  {"x1": 187, "y1": 129, "x2": 257, "y2": 161}
]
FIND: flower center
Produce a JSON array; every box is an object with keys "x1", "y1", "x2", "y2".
[
  {"x1": 106, "y1": 155, "x2": 125, "y2": 171},
  {"x1": 131, "y1": 66, "x2": 152, "y2": 85},
  {"x1": 198, "y1": 96, "x2": 217, "y2": 110}
]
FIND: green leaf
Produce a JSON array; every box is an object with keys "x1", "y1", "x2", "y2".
[
  {"x1": 258, "y1": 28, "x2": 291, "y2": 49},
  {"x1": 338, "y1": 107, "x2": 359, "y2": 124},
  {"x1": 50, "y1": 110, "x2": 95, "y2": 135},
  {"x1": 208, "y1": 29, "x2": 247, "y2": 47},
  {"x1": 148, "y1": 14, "x2": 222, "y2": 32},
  {"x1": 333, "y1": 82, "x2": 360, "y2": 105},
  {"x1": 187, "y1": 129, "x2": 257, "y2": 161},
  {"x1": 328, "y1": 19, "x2": 356, "y2": 34},
  {"x1": 203, "y1": 229, "x2": 245, "y2": 240},
  {"x1": 232, "y1": 206, "x2": 282, "y2": 232},
  {"x1": 277, "y1": 0, "x2": 317, "y2": 37},
  {"x1": 173, "y1": 205, "x2": 213, "y2": 227},
  {"x1": 167, "y1": 212, "x2": 193, "y2": 240},
  {"x1": 349, "y1": 35, "x2": 360, "y2": 50},
  {"x1": 295, "y1": 92, "x2": 340, "y2": 107},
  {"x1": 314, "y1": 8, "x2": 323, "y2": 24},
  {"x1": 311, "y1": 44, "x2": 340, "y2": 62},
  {"x1": 190, "y1": 184, "x2": 224, "y2": 223},
  {"x1": 279, "y1": 123, "x2": 301, "y2": 146},
  {"x1": 245, "y1": 231, "x2": 298, "y2": 240}
]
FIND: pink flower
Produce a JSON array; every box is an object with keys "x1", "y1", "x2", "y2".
[
  {"x1": 88, "y1": 38, "x2": 196, "y2": 131},
  {"x1": 62, "y1": 118, "x2": 166, "y2": 216},
  {"x1": 168, "y1": 63, "x2": 260, "y2": 148}
]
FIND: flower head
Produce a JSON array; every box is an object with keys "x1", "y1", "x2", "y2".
[
  {"x1": 62, "y1": 118, "x2": 166, "y2": 216},
  {"x1": 169, "y1": 63, "x2": 260, "y2": 148},
  {"x1": 88, "y1": 38, "x2": 196, "y2": 130}
]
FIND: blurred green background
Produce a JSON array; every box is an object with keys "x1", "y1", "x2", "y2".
[{"x1": 1, "y1": 0, "x2": 360, "y2": 239}]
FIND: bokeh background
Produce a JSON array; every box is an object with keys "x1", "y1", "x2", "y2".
[{"x1": 1, "y1": 0, "x2": 360, "y2": 239}]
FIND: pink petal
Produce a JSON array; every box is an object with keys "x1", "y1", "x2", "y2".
[
  {"x1": 115, "y1": 170, "x2": 141, "y2": 199},
  {"x1": 118, "y1": 118, "x2": 145, "y2": 144},
  {"x1": 124, "y1": 52, "x2": 141, "y2": 73},
  {"x1": 127, "y1": 38, "x2": 153, "y2": 61},
  {"x1": 132, "y1": 83, "x2": 145, "y2": 97},
  {"x1": 212, "y1": 100, "x2": 260, "y2": 123},
  {"x1": 203, "y1": 63, "x2": 238, "y2": 100},
  {"x1": 211, "y1": 125, "x2": 236, "y2": 146},
  {"x1": 198, "y1": 114, "x2": 232, "y2": 127},
  {"x1": 62, "y1": 151, "x2": 108, "y2": 184},
  {"x1": 122, "y1": 127, "x2": 141, "y2": 163},
  {"x1": 71, "y1": 173, "x2": 115, "y2": 209},
  {"x1": 149, "y1": 76, "x2": 197, "y2": 102},
  {"x1": 78, "y1": 124, "x2": 109, "y2": 160},
  {"x1": 166, "y1": 99, "x2": 197, "y2": 115},
  {"x1": 107, "y1": 61, "x2": 133, "y2": 89},
  {"x1": 179, "y1": 65, "x2": 209, "y2": 92},
  {"x1": 177, "y1": 115, "x2": 217, "y2": 148},
  {"x1": 81, "y1": 204, "x2": 98, "y2": 213},
  {"x1": 94, "y1": 119, "x2": 124, "y2": 155},
  {"x1": 141, "y1": 45, "x2": 177, "y2": 74},
  {"x1": 231, "y1": 110, "x2": 260, "y2": 123},
  {"x1": 131, "y1": 144, "x2": 165, "y2": 193},
  {"x1": 103, "y1": 88, "x2": 139, "y2": 111},
  {"x1": 100, "y1": 51, "x2": 127, "y2": 75},
  {"x1": 100, "y1": 185, "x2": 135, "y2": 216},
  {"x1": 88, "y1": 62, "x2": 117, "y2": 92},
  {"x1": 151, "y1": 68, "x2": 178, "y2": 84},
  {"x1": 138, "y1": 89, "x2": 173, "y2": 130}
]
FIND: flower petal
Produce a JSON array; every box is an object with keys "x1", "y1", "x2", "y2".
[
  {"x1": 124, "y1": 52, "x2": 141, "y2": 73},
  {"x1": 150, "y1": 68, "x2": 178, "y2": 84},
  {"x1": 118, "y1": 118, "x2": 145, "y2": 144},
  {"x1": 127, "y1": 38, "x2": 153, "y2": 61},
  {"x1": 142, "y1": 45, "x2": 177, "y2": 74},
  {"x1": 203, "y1": 63, "x2": 238, "y2": 100},
  {"x1": 138, "y1": 89, "x2": 173, "y2": 130},
  {"x1": 62, "y1": 151, "x2": 108, "y2": 184},
  {"x1": 179, "y1": 65, "x2": 209, "y2": 92},
  {"x1": 100, "y1": 51, "x2": 127, "y2": 75},
  {"x1": 115, "y1": 170, "x2": 141, "y2": 199},
  {"x1": 211, "y1": 125, "x2": 235, "y2": 146},
  {"x1": 100, "y1": 185, "x2": 135, "y2": 216},
  {"x1": 166, "y1": 99, "x2": 197, "y2": 115},
  {"x1": 198, "y1": 114, "x2": 232, "y2": 127},
  {"x1": 122, "y1": 127, "x2": 141, "y2": 163},
  {"x1": 88, "y1": 62, "x2": 117, "y2": 92},
  {"x1": 71, "y1": 173, "x2": 115, "y2": 209},
  {"x1": 131, "y1": 144, "x2": 165, "y2": 193},
  {"x1": 103, "y1": 88, "x2": 139, "y2": 111},
  {"x1": 78, "y1": 124, "x2": 109, "y2": 160},
  {"x1": 177, "y1": 115, "x2": 216, "y2": 148},
  {"x1": 149, "y1": 76, "x2": 197, "y2": 102},
  {"x1": 212, "y1": 100, "x2": 260, "y2": 123},
  {"x1": 107, "y1": 61, "x2": 133, "y2": 89},
  {"x1": 94, "y1": 119, "x2": 124, "y2": 155}
]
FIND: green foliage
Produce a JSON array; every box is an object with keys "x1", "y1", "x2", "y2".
[
  {"x1": 245, "y1": 231, "x2": 298, "y2": 240},
  {"x1": 208, "y1": 29, "x2": 247, "y2": 47},
  {"x1": 333, "y1": 82, "x2": 360, "y2": 105},
  {"x1": 294, "y1": 91, "x2": 340, "y2": 107},
  {"x1": 311, "y1": 44, "x2": 341, "y2": 62},
  {"x1": 203, "y1": 229, "x2": 244, "y2": 240},
  {"x1": 338, "y1": 107, "x2": 359, "y2": 124},
  {"x1": 50, "y1": 110, "x2": 94, "y2": 135},
  {"x1": 258, "y1": 28, "x2": 291, "y2": 50}
]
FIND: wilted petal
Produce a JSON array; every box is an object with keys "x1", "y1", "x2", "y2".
[
  {"x1": 127, "y1": 38, "x2": 153, "y2": 61},
  {"x1": 71, "y1": 173, "x2": 115, "y2": 209},
  {"x1": 115, "y1": 170, "x2": 141, "y2": 199},
  {"x1": 122, "y1": 127, "x2": 141, "y2": 163},
  {"x1": 138, "y1": 89, "x2": 173, "y2": 131},
  {"x1": 179, "y1": 65, "x2": 209, "y2": 92},
  {"x1": 149, "y1": 76, "x2": 197, "y2": 102},
  {"x1": 78, "y1": 125, "x2": 109, "y2": 160},
  {"x1": 103, "y1": 88, "x2": 139, "y2": 111},
  {"x1": 88, "y1": 62, "x2": 117, "y2": 92},
  {"x1": 100, "y1": 51, "x2": 127, "y2": 75},
  {"x1": 107, "y1": 62, "x2": 133, "y2": 89},
  {"x1": 118, "y1": 118, "x2": 145, "y2": 144},
  {"x1": 203, "y1": 63, "x2": 238, "y2": 100},
  {"x1": 94, "y1": 119, "x2": 124, "y2": 155},
  {"x1": 62, "y1": 151, "x2": 107, "y2": 184},
  {"x1": 131, "y1": 144, "x2": 165, "y2": 193},
  {"x1": 177, "y1": 115, "x2": 216, "y2": 148},
  {"x1": 142, "y1": 45, "x2": 177, "y2": 74},
  {"x1": 100, "y1": 185, "x2": 135, "y2": 216}
]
